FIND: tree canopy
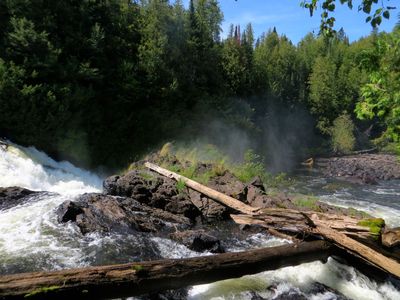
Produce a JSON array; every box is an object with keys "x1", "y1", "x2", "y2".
[{"x1": 0, "y1": 0, "x2": 399, "y2": 169}]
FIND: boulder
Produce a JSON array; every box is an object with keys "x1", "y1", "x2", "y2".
[
  {"x1": 169, "y1": 230, "x2": 225, "y2": 253},
  {"x1": 56, "y1": 193, "x2": 191, "y2": 235},
  {"x1": 0, "y1": 186, "x2": 42, "y2": 210},
  {"x1": 103, "y1": 171, "x2": 201, "y2": 222},
  {"x1": 208, "y1": 171, "x2": 247, "y2": 202},
  {"x1": 188, "y1": 189, "x2": 229, "y2": 220}
]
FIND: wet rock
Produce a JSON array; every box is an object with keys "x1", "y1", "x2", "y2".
[
  {"x1": 0, "y1": 187, "x2": 42, "y2": 210},
  {"x1": 103, "y1": 171, "x2": 201, "y2": 222},
  {"x1": 139, "y1": 288, "x2": 188, "y2": 300},
  {"x1": 320, "y1": 154, "x2": 400, "y2": 184},
  {"x1": 103, "y1": 171, "x2": 154, "y2": 200},
  {"x1": 249, "y1": 292, "x2": 267, "y2": 300},
  {"x1": 267, "y1": 284, "x2": 307, "y2": 300},
  {"x1": 56, "y1": 200, "x2": 84, "y2": 222},
  {"x1": 184, "y1": 171, "x2": 249, "y2": 220},
  {"x1": 208, "y1": 172, "x2": 247, "y2": 202},
  {"x1": 170, "y1": 230, "x2": 225, "y2": 253},
  {"x1": 306, "y1": 282, "x2": 350, "y2": 300},
  {"x1": 57, "y1": 193, "x2": 191, "y2": 235},
  {"x1": 188, "y1": 189, "x2": 229, "y2": 220}
]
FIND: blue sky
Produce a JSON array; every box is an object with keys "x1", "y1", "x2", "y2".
[{"x1": 186, "y1": 0, "x2": 399, "y2": 44}]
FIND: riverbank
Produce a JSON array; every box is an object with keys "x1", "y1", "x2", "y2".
[
  {"x1": 1, "y1": 143, "x2": 400, "y2": 299},
  {"x1": 316, "y1": 154, "x2": 400, "y2": 184}
]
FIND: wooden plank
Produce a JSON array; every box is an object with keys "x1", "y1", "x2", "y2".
[
  {"x1": 145, "y1": 162, "x2": 260, "y2": 215},
  {"x1": 0, "y1": 241, "x2": 331, "y2": 300}
]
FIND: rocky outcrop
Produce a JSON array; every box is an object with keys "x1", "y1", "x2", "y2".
[
  {"x1": 0, "y1": 186, "x2": 42, "y2": 210},
  {"x1": 56, "y1": 193, "x2": 191, "y2": 235},
  {"x1": 320, "y1": 154, "x2": 400, "y2": 184},
  {"x1": 104, "y1": 170, "x2": 200, "y2": 221}
]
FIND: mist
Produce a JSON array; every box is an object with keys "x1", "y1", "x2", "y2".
[{"x1": 174, "y1": 97, "x2": 319, "y2": 174}]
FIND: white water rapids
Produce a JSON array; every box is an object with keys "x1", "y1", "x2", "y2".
[{"x1": 0, "y1": 143, "x2": 400, "y2": 299}]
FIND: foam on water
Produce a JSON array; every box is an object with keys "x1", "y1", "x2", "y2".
[
  {"x1": 319, "y1": 193, "x2": 400, "y2": 227},
  {"x1": 0, "y1": 142, "x2": 101, "y2": 194},
  {"x1": 1, "y1": 144, "x2": 400, "y2": 299},
  {"x1": 189, "y1": 258, "x2": 400, "y2": 300},
  {"x1": 0, "y1": 143, "x2": 102, "y2": 273}
]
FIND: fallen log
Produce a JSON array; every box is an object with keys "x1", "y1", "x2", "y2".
[
  {"x1": 145, "y1": 162, "x2": 260, "y2": 215},
  {"x1": 145, "y1": 163, "x2": 400, "y2": 279},
  {"x1": 0, "y1": 241, "x2": 331, "y2": 300},
  {"x1": 232, "y1": 209, "x2": 400, "y2": 279}
]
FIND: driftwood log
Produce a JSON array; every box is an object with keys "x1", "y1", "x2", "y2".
[
  {"x1": 232, "y1": 209, "x2": 400, "y2": 278},
  {"x1": 145, "y1": 161, "x2": 260, "y2": 215},
  {"x1": 145, "y1": 162, "x2": 259, "y2": 215},
  {"x1": 0, "y1": 241, "x2": 331, "y2": 300},
  {"x1": 146, "y1": 163, "x2": 400, "y2": 279}
]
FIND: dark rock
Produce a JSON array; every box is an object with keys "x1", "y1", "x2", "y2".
[
  {"x1": 165, "y1": 194, "x2": 200, "y2": 220},
  {"x1": 103, "y1": 171, "x2": 201, "y2": 222},
  {"x1": 56, "y1": 200, "x2": 84, "y2": 223},
  {"x1": 239, "y1": 224, "x2": 265, "y2": 234},
  {"x1": 246, "y1": 184, "x2": 265, "y2": 205},
  {"x1": 208, "y1": 172, "x2": 247, "y2": 202},
  {"x1": 188, "y1": 189, "x2": 229, "y2": 220},
  {"x1": 0, "y1": 187, "x2": 42, "y2": 210},
  {"x1": 249, "y1": 291, "x2": 267, "y2": 299},
  {"x1": 306, "y1": 282, "x2": 350, "y2": 300},
  {"x1": 139, "y1": 288, "x2": 188, "y2": 300},
  {"x1": 184, "y1": 171, "x2": 249, "y2": 220},
  {"x1": 103, "y1": 171, "x2": 153, "y2": 200},
  {"x1": 267, "y1": 284, "x2": 307, "y2": 300},
  {"x1": 320, "y1": 154, "x2": 400, "y2": 184},
  {"x1": 57, "y1": 193, "x2": 191, "y2": 235},
  {"x1": 248, "y1": 176, "x2": 265, "y2": 190},
  {"x1": 170, "y1": 230, "x2": 225, "y2": 253}
]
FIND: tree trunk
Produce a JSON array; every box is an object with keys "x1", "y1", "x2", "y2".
[
  {"x1": 145, "y1": 162, "x2": 260, "y2": 215},
  {"x1": 0, "y1": 241, "x2": 331, "y2": 300}
]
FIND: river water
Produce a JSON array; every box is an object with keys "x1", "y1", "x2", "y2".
[{"x1": 0, "y1": 143, "x2": 399, "y2": 299}]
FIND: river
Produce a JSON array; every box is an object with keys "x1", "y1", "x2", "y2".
[{"x1": 0, "y1": 143, "x2": 399, "y2": 299}]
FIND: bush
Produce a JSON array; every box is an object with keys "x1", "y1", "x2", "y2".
[{"x1": 330, "y1": 113, "x2": 355, "y2": 154}]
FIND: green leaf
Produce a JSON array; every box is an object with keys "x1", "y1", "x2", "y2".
[
  {"x1": 363, "y1": 4, "x2": 371, "y2": 14},
  {"x1": 383, "y1": 11, "x2": 390, "y2": 19}
]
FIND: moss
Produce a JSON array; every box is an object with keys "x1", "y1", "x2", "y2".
[
  {"x1": 357, "y1": 218, "x2": 385, "y2": 236},
  {"x1": 138, "y1": 171, "x2": 156, "y2": 181},
  {"x1": 347, "y1": 207, "x2": 370, "y2": 218},
  {"x1": 132, "y1": 264, "x2": 144, "y2": 271},
  {"x1": 24, "y1": 286, "x2": 61, "y2": 298}
]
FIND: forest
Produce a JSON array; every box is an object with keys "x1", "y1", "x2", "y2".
[{"x1": 0, "y1": 0, "x2": 399, "y2": 170}]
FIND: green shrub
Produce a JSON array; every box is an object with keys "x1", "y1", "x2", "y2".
[
  {"x1": 176, "y1": 179, "x2": 186, "y2": 193},
  {"x1": 233, "y1": 149, "x2": 266, "y2": 183},
  {"x1": 292, "y1": 195, "x2": 320, "y2": 210},
  {"x1": 330, "y1": 113, "x2": 355, "y2": 154}
]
